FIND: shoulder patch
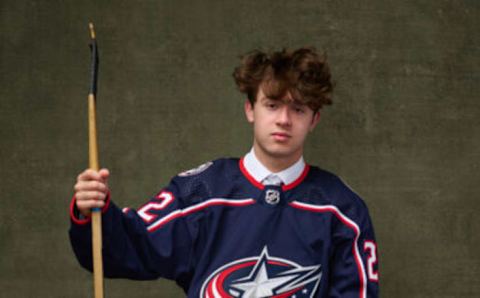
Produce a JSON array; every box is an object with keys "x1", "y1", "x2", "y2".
[{"x1": 178, "y1": 161, "x2": 213, "y2": 177}]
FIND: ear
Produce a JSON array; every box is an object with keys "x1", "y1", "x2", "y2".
[
  {"x1": 309, "y1": 111, "x2": 321, "y2": 131},
  {"x1": 244, "y1": 100, "x2": 255, "y2": 123}
]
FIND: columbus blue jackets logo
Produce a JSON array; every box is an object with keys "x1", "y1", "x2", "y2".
[{"x1": 200, "y1": 247, "x2": 322, "y2": 298}]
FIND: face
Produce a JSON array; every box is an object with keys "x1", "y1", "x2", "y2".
[{"x1": 244, "y1": 86, "x2": 321, "y2": 167}]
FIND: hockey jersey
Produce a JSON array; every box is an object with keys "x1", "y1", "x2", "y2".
[{"x1": 69, "y1": 158, "x2": 379, "y2": 297}]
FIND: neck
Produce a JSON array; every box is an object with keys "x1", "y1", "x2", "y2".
[{"x1": 252, "y1": 144, "x2": 302, "y2": 173}]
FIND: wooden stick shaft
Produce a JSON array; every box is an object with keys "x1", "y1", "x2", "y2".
[{"x1": 88, "y1": 93, "x2": 104, "y2": 298}]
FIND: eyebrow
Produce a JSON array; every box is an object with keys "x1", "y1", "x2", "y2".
[
  {"x1": 260, "y1": 96, "x2": 280, "y2": 103},
  {"x1": 291, "y1": 100, "x2": 307, "y2": 106}
]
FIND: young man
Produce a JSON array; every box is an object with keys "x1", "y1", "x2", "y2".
[{"x1": 70, "y1": 48, "x2": 379, "y2": 297}]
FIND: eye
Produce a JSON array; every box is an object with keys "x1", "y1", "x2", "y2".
[
  {"x1": 265, "y1": 101, "x2": 278, "y2": 110},
  {"x1": 294, "y1": 106, "x2": 306, "y2": 114}
]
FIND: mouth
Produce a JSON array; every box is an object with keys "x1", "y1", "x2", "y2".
[{"x1": 271, "y1": 132, "x2": 291, "y2": 142}]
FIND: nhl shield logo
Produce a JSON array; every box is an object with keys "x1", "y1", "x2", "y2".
[
  {"x1": 265, "y1": 189, "x2": 281, "y2": 205},
  {"x1": 200, "y1": 247, "x2": 322, "y2": 297}
]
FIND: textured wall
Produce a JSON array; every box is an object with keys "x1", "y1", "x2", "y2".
[{"x1": 1, "y1": 0, "x2": 479, "y2": 297}]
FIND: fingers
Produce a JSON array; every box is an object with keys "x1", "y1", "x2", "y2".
[
  {"x1": 74, "y1": 180, "x2": 108, "y2": 194},
  {"x1": 77, "y1": 168, "x2": 110, "y2": 183},
  {"x1": 76, "y1": 193, "x2": 105, "y2": 210},
  {"x1": 74, "y1": 168, "x2": 111, "y2": 216}
]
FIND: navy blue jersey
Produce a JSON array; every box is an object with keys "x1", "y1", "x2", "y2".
[{"x1": 69, "y1": 158, "x2": 379, "y2": 297}]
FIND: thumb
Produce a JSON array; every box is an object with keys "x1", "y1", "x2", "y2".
[{"x1": 99, "y1": 168, "x2": 110, "y2": 182}]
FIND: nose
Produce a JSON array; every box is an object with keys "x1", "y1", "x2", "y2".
[{"x1": 276, "y1": 106, "x2": 292, "y2": 127}]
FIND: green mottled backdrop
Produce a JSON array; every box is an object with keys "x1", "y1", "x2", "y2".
[{"x1": 1, "y1": 0, "x2": 479, "y2": 297}]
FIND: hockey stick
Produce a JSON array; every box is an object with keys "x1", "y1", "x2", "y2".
[{"x1": 87, "y1": 22, "x2": 104, "y2": 298}]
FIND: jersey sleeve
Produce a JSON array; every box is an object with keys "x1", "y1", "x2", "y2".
[
  {"x1": 327, "y1": 186, "x2": 379, "y2": 298},
  {"x1": 68, "y1": 176, "x2": 201, "y2": 288}
]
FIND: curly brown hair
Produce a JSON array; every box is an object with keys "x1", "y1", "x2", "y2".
[{"x1": 232, "y1": 47, "x2": 333, "y2": 112}]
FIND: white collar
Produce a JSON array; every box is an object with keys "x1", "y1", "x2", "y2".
[{"x1": 243, "y1": 148, "x2": 306, "y2": 185}]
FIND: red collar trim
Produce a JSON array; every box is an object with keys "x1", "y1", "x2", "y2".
[
  {"x1": 239, "y1": 158, "x2": 310, "y2": 191},
  {"x1": 239, "y1": 157, "x2": 265, "y2": 190},
  {"x1": 282, "y1": 164, "x2": 310, "y2": 191}
]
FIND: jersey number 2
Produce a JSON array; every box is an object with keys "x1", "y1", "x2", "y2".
[
  {"x1": 137, "y1": 191, "x2": 174, "y2": 223},
  {"x1": 364, "y1": 240, "x2": 379, "y2": 282}
]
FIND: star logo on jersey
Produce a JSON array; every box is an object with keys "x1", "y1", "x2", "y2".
[{"x1": 200, "y1": 247, "x2": 322, "y2": 298}]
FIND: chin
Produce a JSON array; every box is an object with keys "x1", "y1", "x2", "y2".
[{"x1": 265, "y1": 146, "x2": 299, "y2": 159}]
